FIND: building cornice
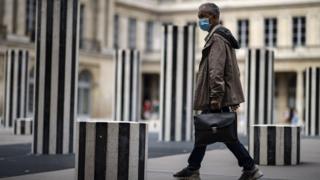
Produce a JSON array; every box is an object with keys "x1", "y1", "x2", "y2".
[{"x1": 116, "y1": 0, "x2": 320, "y2": 14}]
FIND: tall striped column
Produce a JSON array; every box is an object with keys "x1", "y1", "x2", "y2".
[
  {"x1": 159, "y1": 24, "x2": 196, "y2": 141},
  {"x1": 76, "y1": 121, "x2": 148, "y2": 180},
  {"x1": 245, "y1": 48, "x2": 275, "y2": 137},
  {"x1": 113, "y1": 49, "x2": 141, "y2": 122},
  {"x1": 3, "y1": 49, "x2": 29, "y2": 128},
  {"x1": 33, "y1": 0, "x2": 79, "y2": 154},
  {"x1": 303, "y1": 67, "x2": 320, "y2": 136}
]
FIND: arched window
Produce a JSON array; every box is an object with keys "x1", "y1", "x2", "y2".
[{"x1": 78, "y1": 70, "x2": 92, "y2": 117}]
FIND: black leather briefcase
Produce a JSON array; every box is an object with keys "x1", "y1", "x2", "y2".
[{"x1": 194, "y1": 112, "x2": 238, "y2": 146}]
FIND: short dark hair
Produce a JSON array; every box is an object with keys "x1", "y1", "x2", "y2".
[{"x1": 199, "y1": 3, "x2": 220, "y2": 18}]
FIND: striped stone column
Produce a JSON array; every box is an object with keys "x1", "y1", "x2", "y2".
[
  {"x1": 303, "y1": 67, "x2": 320, "y2": 136},
  {"x1": 159, "y1": 24, "x2": 196, "y2": 141},
  {"x1": 249, "y1": 124, "x2": 300, "y2": 165},
  {"x1": 113, "y1": 49, "x2": 141, "y2": 122},
  {"x1": 33, "y1": 0, "x2": 79, "y2": 154},
  {"x1": 76, "y1": 121, "x2": 148, "y2": 180},
  {"x1": 245, "y1": 48, "x2": 275, "y2": 137},
  {"x1": 3, "y1": 49, "x2": 29, "y2": 128},
  {"x1": 14, "y1": 118, "x2": 33, "y2": 135}
]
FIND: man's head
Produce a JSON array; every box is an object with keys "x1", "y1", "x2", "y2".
[{"x1": 198, "y1": 3, "x2": 220, "y2": 31}]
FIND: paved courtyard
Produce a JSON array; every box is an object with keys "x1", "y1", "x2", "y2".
[{"x1": 0, "y1": 128, "x2": 320, "y2": 180}]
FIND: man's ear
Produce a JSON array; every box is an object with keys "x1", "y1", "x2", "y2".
[{"x1": 209, "y1": 15, "x2": 218, "y2": 25}]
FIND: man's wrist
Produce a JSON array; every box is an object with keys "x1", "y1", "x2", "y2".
[{"x1": 210, "y1": 99, "x2": 221, "y2": 110}]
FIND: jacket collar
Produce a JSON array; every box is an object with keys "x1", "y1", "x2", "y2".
[{"x1": 204, "y1": 24, "x2": 222, "y2": 42}]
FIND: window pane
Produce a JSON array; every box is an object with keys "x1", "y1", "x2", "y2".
[
  {"x1": 146, "y1": 21, "x2": 154, "y2": 52},
  {"x1": 237, "y1": 19, "x2": 249, "y2": 47},
  {"x1": 78, "y1": 70, "x2": 92, "y2": 116},
  {"x1": 292, "y1": 16, "x2": 306, "y2": 47},
  {"x1": 128, "y1": 18, "x2": 137, "y2": 49},
  {"x1": 26, "y1": 0, "x2": 36, "y2": 41},
  {"x1": 113, "y1": 14, "x2": 119, "y2": 49},
  {"x1": 264, "y1": 17, "x2": 277, "y2": 47}
]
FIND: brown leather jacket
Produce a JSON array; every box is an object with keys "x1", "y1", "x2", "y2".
[{"x1": 193, "y1": 26, "x2": 245, "y2": 110}]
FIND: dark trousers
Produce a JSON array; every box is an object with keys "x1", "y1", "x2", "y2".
[{"x1": 188, "y1": 107, "x2": 255, "y2": 171}]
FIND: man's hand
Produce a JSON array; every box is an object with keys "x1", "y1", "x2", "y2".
[
  {"x1": 230, "y1": 104, "x2": 240, "y2": 112},
  {"x1": 210, "y1": 100, "x2": 221, "y2": 110}
]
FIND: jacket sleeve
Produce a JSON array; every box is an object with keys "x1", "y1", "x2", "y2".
[{"x1": 208, "y1": 36, "x2": 226, "y2": 105}]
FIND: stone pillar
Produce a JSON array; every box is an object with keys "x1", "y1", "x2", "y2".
[
  {"x1": 153, "y1": 22, "x2": 162, "y2": 51},
  {"x1": 306, "y1": 11, "x2": 320, "y2": 47},
  {"x1": 119, "y1": 16, "x2": 128, "y2": 49},
  {"x1": 16, "y1": 0, "x2": 27, "y2": 36},
  {"x1": 113, "y1": 49, "x2": 141, "y2": 122},
  {"x1": 245, "y1": 49, "x2": 275, "y2": 137},
  {"x1": 76, "y1": 121, "x2": 148, "y2": 180},
  {"x1": 278, "y1": 14, "x2": 292, "y2": 48},
  {"x1": 105, "y1": 0, "x2": 115, "y2": 49},
  {"x1": 159, "y1": 24, "x2": 196, "y2": 141},
  {"x1": 249, "y1": 16, "x2": 264, "y2": 47},
  {"x1": 3, "y1": 0, "x2": 14, "y2": 34},
  {"x1": 136, "y1": 20, "x2": 146, "y2": 51},
  {"x1": 33, "y1": 0, "x2": 79, "y2": 154},
  {"x1": 94, "y1": 0, "x2": 106, "y2": 49},
  {"x1": 82, "y1": 1, "x2": 99, "y2": 50},
  {"x1": 249, "y1": 124, "x2": 300, "y2": 165},
  {"x1": 3, "y1": 49, "x2": 29, "y2": 128},
  {"x1": 303, "y1": 67, "x2": 320, "y2": 136},
  {"x1": 295, "y1": 70, "x2": 304, "y2": 124}
]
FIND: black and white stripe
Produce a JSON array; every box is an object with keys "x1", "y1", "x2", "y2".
[
  {"x1": 303, "y1": 67, "x2": 320, "y2": 136},
  {"x1": 245, "y1": 48, "x2": 274, "y2": 137},
  {"x1": 113, "y1": 49, "x2": 141, "y2": 122},
  {"x1": 159, "y1": 24, "x2": 196, "y2": 141},
  {"x1": 33, "y1": 0, "x2": 79, "y2": 154},
  {"x1": 14, "y1": 118, "x2": 33, "y2": 135},
  {"x1": 76, "y1": 121, "x2": 148, "y2": 180},
  {"x1": 249, "y1": 124, "x2": 300, "y2": 165},
  {"x1": 3, "y1": 49, "x2": 29, "y2": 128}
]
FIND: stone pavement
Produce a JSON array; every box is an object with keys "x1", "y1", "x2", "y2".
[
  {"x1": 0, "y1": 168, "x2": 278, "y2": 180},
  {"x1": 148, "y1": 138, "x2": 320, "y2": 180},
  {"x1": 0, "y1": 169, "x2": 246, "y2": 180},
  {"x1": 0, "y1": 131, "x2": 246, "y2": 177},
  {"x1": 1, "y1": 127, "x2": 320, "y2": 180},
  {"x1": 0, "y1": 129, "x2": 32, "y2": 146}
]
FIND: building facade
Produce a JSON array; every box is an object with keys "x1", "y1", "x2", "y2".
[{"x1": 0, "y1": 0, "x2": 320, "y2": 126}]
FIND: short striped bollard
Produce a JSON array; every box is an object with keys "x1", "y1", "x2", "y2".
[
  {"x1": 76, "y1": 121, "x2": 148, "y2": 180},
  {"x1": 249, "y1": 124, "x2": 300, "y2": 165},
  {"x1": 14, "y1": 118, "x2": 33, "y2": 135}
]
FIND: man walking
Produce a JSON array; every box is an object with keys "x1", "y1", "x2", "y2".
[{"x1": 173, "y1": 3, "x2": 263, "y2": 180}]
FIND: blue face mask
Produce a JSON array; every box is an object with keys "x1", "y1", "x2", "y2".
[{"x1": 199, "y1": 18, "x2": 211, "y2": 32}]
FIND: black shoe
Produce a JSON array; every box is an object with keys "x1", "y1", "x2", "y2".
[
  {"x1": 173, "y1": 167, "x2": 200, "y2": 179},
  {"x1": 238, "y1": 165, "x2": 263, "y2": 180}
]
